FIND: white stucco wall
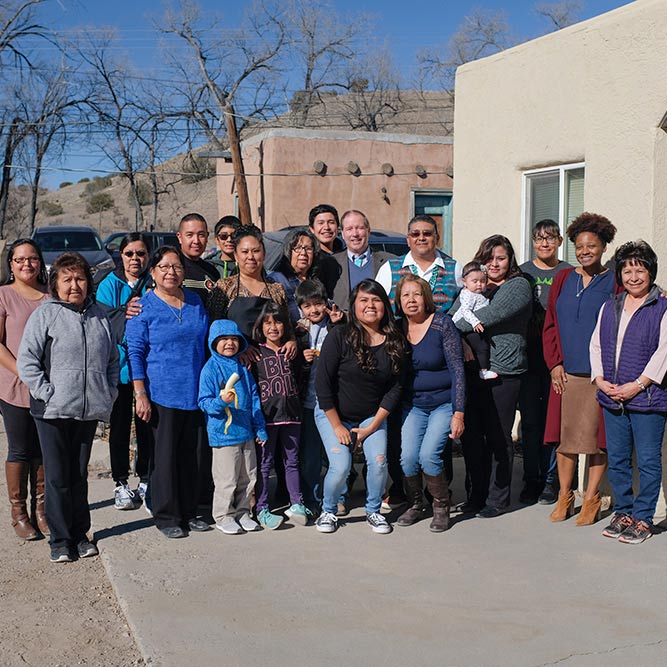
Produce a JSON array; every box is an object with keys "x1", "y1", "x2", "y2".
[{"x1": 453, "y1": 0, "x2": 667, "y2": 275}]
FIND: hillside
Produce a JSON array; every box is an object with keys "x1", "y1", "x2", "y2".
[{"x1": 31, "y1": 172, "x2": 219, "y2": 240}]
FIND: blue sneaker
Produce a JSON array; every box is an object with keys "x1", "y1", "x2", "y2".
[
  {"x1": 285, "y1": 503, "x2": 311, "y2": 526},
  {"x1": 257, "y1": 508, "x2": 284, "y2": 530}
]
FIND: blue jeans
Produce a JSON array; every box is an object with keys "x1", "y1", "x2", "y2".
[
  {"x1": 401, "y1": 403, "x2": 452, "y2": 477},
  {"x1": 299, "y1": 408, "x2": 324, "y2": 510},
  {"x1": 314, "y1": 407, "x2": 388, "y2": 515},
  {"x1": 603, "y1": 407, "x2": 667, "y2": 524}
]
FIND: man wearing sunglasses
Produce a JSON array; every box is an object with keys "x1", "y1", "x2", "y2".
[
  {"x1": 207, "y1": 215, "x2": 240, "y2": 280},
  {"x1": 375, "y1": 214, "x2": 463, "y2": 511},
  {"x1": 376, "y1": 214, "x2": 462, "y2": 314}
]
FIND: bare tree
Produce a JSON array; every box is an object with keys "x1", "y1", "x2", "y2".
[
  {"x1": 159, "y1": 0, "x2": 286, "y2": 225},
  {"x1": 0, "y1": 0, "x2": 50, "y2": 69},
  {"x1": 534, "y1": 1, "x2": 583, "y2": 31},
  {"x1": 337, "y1": 47, "x2": 404, "y2": 132},
  {"x1": 14, "y1": 64, "x2": 86, "y2": 232},
  {"x1": 418, "y1": 9, "x2": 513, "y2": 92},
  {"x1": 0, "y1": 111, "x2": 29, "y2": 238},
  {"x1": 78, "y1": 32, "x2": 162, "y2": 231},
  {"x1": 284, "y1": 0, "x2": 368, "y2": 126}
]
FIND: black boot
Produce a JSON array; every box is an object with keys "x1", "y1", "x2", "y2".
[
  {"x1": 424, "y1": 472, "x2": 450, "y2": 533},
  {"x1": 396, "y1": 475, "x2": 426, "y2": 526}
]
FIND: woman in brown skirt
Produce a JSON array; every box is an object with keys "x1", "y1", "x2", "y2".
[{"x1": 542, "y1": 213, "x2": 618, "y2": 525}]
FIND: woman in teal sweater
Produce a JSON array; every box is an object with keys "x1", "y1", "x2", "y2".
[
  {"x1": 96, "y1": 232, "x2": 151, "y2": 512},
  {"x1": 450, "y1": 235, "x2": 532, "y2": 517}
]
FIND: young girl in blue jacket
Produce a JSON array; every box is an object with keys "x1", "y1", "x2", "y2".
[{"x1": 198, "y1": 319, "x2": 268, "y2": 535}]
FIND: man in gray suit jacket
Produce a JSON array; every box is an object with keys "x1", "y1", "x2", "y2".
[{"x1": 331, "y1": 209, "x2": 394, "y2": 312}]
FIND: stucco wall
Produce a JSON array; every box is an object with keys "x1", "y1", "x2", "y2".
[
  {"x1": 453, "y1": 0, "x2": 667, "y2": 273},
  {"x1": 216, "y1": 129, "x2": 453, "y2": 234}
]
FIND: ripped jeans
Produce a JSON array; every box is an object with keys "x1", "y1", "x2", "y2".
[{"x1": 314, "y1": 407, "x2": 388, "y2": 515}]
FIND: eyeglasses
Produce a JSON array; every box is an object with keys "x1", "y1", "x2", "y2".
[
  {"x1": 292, "y1": 245, "x2": 315, "y2": 254},
  {"x1": 122, "y1": 250, "x2": 147, "y2": 258},
  {"x1": 408, "y1": 229, "x2": 435, "y2": 238},
  {"x1": 533, "y1": 235, "x2": 559, "y2": 245},
  {"x1": 11, "y1": 256, "x2": 40, "y2": 265},
  {"x1": 217, "y1": 232, "x2": 233, "y2": 241},
  {"x1": 156, "y1": 263, "x2": 184, "y2": 273}
]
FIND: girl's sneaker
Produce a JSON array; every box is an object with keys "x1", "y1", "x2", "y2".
[
  {"x1": 257, "y1": 508, "x2": 284, "y2": 530},
  {"x1": 479, "y1": 369, "x2": 499, "y2": 381},
  {"x1": 238, "y1": 513, "x2": 260, "y2": 532},
  {"x1": 285, "y1": 503, "x2": 311, "y2": 526}
]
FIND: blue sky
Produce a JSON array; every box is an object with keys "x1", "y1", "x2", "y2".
[{"x1": 35, "y1": 0, "x2": 633, "y2": 186}]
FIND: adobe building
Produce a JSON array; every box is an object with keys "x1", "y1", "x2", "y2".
[
  {"x1": 452, "y1": 0, "x2": 667, "y2": 279},
  {"x1": 211, "y1": 128, "x2": 454, "y2": 252}
]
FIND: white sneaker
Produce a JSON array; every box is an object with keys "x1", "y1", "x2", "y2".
[
  {"x1": 367, "y1": 512, "x2": 392, "y2": 534},
  {"x1": 238, "y1": 513, "x2": 260, "y2": 532},
  {"x1": 216, "y1": 518, "x2": 243, "y2": 535},
  {"x1": 315, "y1": 511, "x2": 338, "y2": 533},
  {"x1": 479, "y1": 369, "x2": 499, "y2": 380},
  {"x1": 137, "y1": 482, "x2": 147, "y2": 502},
  {"x1": 114, "y1": 483, "x2": 141, "y2": 510}
]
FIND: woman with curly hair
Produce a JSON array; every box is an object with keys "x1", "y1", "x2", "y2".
[
  {"x1": 314, "y1": 279, "x2": 407, "y2": 534},
  {"x1": 543, "y1": 212, "x2": 619, "y2": 525},
  {"x1": 450, "y1": 235, "x2": 532, "y2": 518}
]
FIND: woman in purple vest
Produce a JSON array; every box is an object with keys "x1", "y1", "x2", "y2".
[{"x1": 590, "y1": 241, "x2": 667, "y2": 544}]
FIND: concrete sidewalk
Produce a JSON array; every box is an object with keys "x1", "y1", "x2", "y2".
[{"x1": 85, "y1": 439, "x2": 667, "y2": 667}]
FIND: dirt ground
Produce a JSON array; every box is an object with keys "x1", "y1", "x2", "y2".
[{"x1": 0, "y1": 436, "x2": 143, "y2": 667}]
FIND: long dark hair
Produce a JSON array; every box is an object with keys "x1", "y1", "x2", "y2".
[
  {"x1": 473, "y1": 235, "x2": 522, "y2": 281},
  {"x1": 3, "y1": 238, "x2": 48, "y2": 286},
  {"x1": 347, "y1": 279, "x2": 406, "y2": 374},
  {"x1": 252, "y1": 301, "x2": 294, "y2": 346}
]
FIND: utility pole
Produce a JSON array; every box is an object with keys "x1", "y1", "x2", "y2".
[{"x1": 223, "y1": 102, "x2": 252, "y2": 226}]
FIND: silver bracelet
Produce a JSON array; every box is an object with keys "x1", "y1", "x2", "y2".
[
  {"x1": 635, "y1": 379, "x2": 646, "y2": 391},
  {"x1": 134, "y1": 389, "x2": 147, "y2": 397}
]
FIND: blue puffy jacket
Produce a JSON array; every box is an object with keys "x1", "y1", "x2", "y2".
[{"x1": 198, "y1": 319, "x2": 268, "y2": 447}]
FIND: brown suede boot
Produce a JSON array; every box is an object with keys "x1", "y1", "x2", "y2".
[
  {"x1": 6, "y1": 462, "x2": 38, "y2": 540},
  {"x1": 31, "y1": 460, "x2": 49, "y2": 536},
  {"x1": 575, "y1": 492, "x2": 601, "y2": 526},
  {"x1": 424, "y1": 472, "x2": 450, "y2": 533},
  {"x1": 397, "y1": 475, "x2": 426, "y2": 526},
  {"x1": 549, "y1": 490, "x2": 575, "y2": 522}
]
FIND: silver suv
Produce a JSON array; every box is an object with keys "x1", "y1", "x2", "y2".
[{"x1": 32, "y1": 225, "x2": 115, "y2": 284}]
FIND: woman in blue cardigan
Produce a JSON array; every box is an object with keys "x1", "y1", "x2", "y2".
[
  {"x1": 591, "y1": 241, "x2": 667, "y2": 544},
  {"x1": 126, "y1": 246, "x2": 209, "y2": 539}
]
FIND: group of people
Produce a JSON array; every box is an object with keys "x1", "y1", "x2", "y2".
[{"x1": 2, "y1": 205, "x2": 666, "y2": 563}]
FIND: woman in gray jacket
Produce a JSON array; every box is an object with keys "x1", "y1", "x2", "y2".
[{"x1": 18, "y1": 252, "x2": 119, "y2": 563}]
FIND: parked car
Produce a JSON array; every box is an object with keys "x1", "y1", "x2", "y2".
[
  {"x1": 262, "y1": 227, "x2": 409, "y2": 272},
  {"x1": 103, "y1": 230, "x2": 179, "y2": 268},
  {"x1": 32, "y1": 226, "x2": 115, "y2": 284}
]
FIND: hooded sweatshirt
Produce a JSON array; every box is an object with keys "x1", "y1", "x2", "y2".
[
  {"x1": 198, "y1": 319, "x2": 268, "y2": 447},
  {"x1": 18, "y1": 298, "x2": 119, "y2": 422}
]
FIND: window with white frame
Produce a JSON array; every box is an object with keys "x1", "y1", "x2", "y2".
[{"x1": 523, "y1": 163, "x2": 585, "y2": 264}]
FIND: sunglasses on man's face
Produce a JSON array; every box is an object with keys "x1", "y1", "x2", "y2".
[
  {"x1": 217, "y1": 232, "x2": 233, "y2": 241},
  {"x1": 122, "y1": 250, "x2": 147, "y2": 258},
  {"x1": 408, "y1": 229, "x2": 435, "y2": 238}
]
